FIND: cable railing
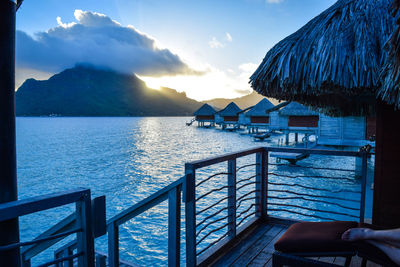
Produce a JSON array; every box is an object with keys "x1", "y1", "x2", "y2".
[{"x1": 183, "y1": 146, "x2": 368, "y2": 266}]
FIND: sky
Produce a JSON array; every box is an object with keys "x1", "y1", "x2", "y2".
[{"x1": 15, "y1": 0, "x2": 336, "y2": 101}]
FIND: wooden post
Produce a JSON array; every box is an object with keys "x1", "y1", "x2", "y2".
[
  {"x1": 168, "y1": 186, "x2": 181, "y2": 267},
  {"x1": 373, "y1": 101, "x2": 400, "y2": 228},
  {"x1": 285, "y1": 132, "x2": 289, "y2": 145},
  {"x1": 0, "y1": 1, "x2": 20, "y2": 265},
  {"x1": 227, "y1": 159, "x2": 236, "y2": 238},
  {"x1": 107, "y1": 222, "x2": 119, "y2": 267},
  {"x1": 76, "y1": 191, "x2": 94, "y2": 267},
  {"x1": 184, "y1": 165, "x2": 196, "y2": 267},
  {"x1": 256, "y1": 151, "x2": 267, "y2": 218},
  {"x1": 295, "y1": 133, "x2": 298, "y2": 143}
]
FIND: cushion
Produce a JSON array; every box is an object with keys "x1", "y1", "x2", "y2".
[{"x1": 274, "y1": 221, "x2": 358, "y2": 253}]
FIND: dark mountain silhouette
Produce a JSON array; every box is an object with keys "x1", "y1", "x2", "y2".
[{"x1": 16, "y1": 66, "x2": 203, "y2": 116}]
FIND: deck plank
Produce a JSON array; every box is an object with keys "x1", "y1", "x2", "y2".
[
  {"x1": 233, "y1": 224, "x2": 285, "y2": 266},
  {"x1": 211, "y1": 223, "x2": 273, "y2": 267}
]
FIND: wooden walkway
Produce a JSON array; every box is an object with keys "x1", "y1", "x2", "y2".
[{"x1": 210, "y1": 222, "x2": 382, "y2": 267}]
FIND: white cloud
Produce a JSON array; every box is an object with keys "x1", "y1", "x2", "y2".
[
  {"x1": 267, "y1": 0, "x2": 284, "y2": 3},
  {"x1": 226, "y1": 32, "x2": 233, "y2": 42},
  {"x1": 16, "y1": 10, "x2": 201, "y2": 77},
  {"x1": 208, "y1": 37, "x2": 225, "y2": 48}
]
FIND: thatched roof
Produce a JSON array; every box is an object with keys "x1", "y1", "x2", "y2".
[
  {"x1": 194, "y1": 103, "x2": 216, "y2": 116},
  {"x1": 250, "y1": 0, "x2": 395, "y2": 116},
  {"x1": 246, "y1": 98, "x2": 275, "y2": 116},
  {"x1": 379, "y1": 0, "x2": 400, "y2": 109},
  {"x1": 218, "y1": 102, "x2": 242, "y2": 116},
  {"x1": 279, "y1": 102, "x2": 319, "y2": 116}
]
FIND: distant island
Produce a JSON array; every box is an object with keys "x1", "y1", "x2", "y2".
[{"x1": 16, "y1": 65, "x2": 270, "y2": 116}]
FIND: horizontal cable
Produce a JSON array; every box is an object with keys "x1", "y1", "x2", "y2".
[
  {"x1": 196, "y1": 172, "x2": 230, "y2": 187},
  {"x1": 268, "y1": 163, "x2": 355, "y2": 172},
  {"x1": 268, "y1": 202, "x2": 358, "y2": 219},
  {"x1": 237, "y1": 181, "x2": 259, "y2": 191},
  {"x1": 237, "y1": 163, "x2": 258, "y2": 172},
  {"x1": 196, "y1": 197, "x2": 229, "y2": 216},
  {"x1": 196, "y1": 215, "x2": 229, "y2": 237},
  {"x1": 196, "y1": 232, "x2": 229, "y2": 256},
  {"x1": 237, "y1": 203, "x2": 258, "y2": 220},
  {"x1": 196, "y1": 223, "x2": 229, "y2": 246},
  {"x1": 268, "y1": 172, "x2": 355, "y2": 183},
  {"x1": 268, "y1": 189, "x2": 359, "y2": 203},
  {"x1": 268, "y1": 208, "x2": 336, "y2": 221},
  {"x1": 268, "y1": 181, "x2": 361, "y2": 194},
  {"x1": 236, "y1": 190, "x2": 260, "y2": 203},
  {"x1": 0, "y1": 228, "x2": 81, "y2": 251},
  {"x1": 237, "y1": 196, "x2": 257, "y2": 210},
  {"x1": 268, "y1": 196, "x2": 359, "y2": 211},
  {"x1": 237, "y1": 211, "x2": 257, "y2": 228},
  {"x1": 236, "y1": 175, "x2": 258, "y2": 185},
  {"x1": 196, "y1": 186, "x2": 230, "y2": 202},
  {"x1": 197, "y1": 207, "x2": 229, "y2": 228}
]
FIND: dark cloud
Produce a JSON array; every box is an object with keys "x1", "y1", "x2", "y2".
[{"x1": 16, "y1": 10, "x2": 201, "y2": 76}]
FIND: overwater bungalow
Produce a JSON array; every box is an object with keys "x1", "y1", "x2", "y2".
[
  {"x1": 216, "y1": 102, "x2": 242, "y2": 130},
  {"x1": 192, "y1": 103, "x2": 216, "y2": 128},
  {"x1": 2, "y1": 0, "x2": 400, "y2": 267},
  {"x1": 277, "y1": 102, "x2": 319, "y2": 145},
  {"x1": 245, "y1": 98, "x2": 275, "y2": 133}
]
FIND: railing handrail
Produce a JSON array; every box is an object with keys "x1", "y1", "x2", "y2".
[
  {"x1": 0, "y1": 188, "x2": 89, "y2": 222},
  {"x1": 107, "y1": 177, "x2": 184, "y2": 226},
  {"x1": 186, "y1": 147, "x2": 366, "y2": 171},
  {"x1": 186, "y1": 147, "x2": 264, "y2": 169}
]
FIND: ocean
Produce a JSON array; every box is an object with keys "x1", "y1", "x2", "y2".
[{"x1": 15, "y1": 117, "x2": 374, "y2": 266}]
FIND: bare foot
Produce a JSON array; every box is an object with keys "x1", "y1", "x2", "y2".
[{"x1": 341, "y1": 228, "x2": 373, "y2": 241}]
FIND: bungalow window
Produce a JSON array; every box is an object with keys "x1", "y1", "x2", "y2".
[
  {"x1": 288, "y1": 116, "x2": 319, "y2": 127},
  {"x1": 224, "y1": 116, "x2": 238, "y2": 122},
  {"x1": 250, "y1": 116, "x2": 269, "y2": 123}
]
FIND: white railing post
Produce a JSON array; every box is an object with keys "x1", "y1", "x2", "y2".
[
  {"x1": 168, "y1": 186, "x2": 181, "y2": 267},
  {"x1": 227, "y1": 159, "x2": 237, "y2": 239},
  {"x1": 107, "y1": 222, "x2": 119, "y2": 267},
  {"x1": 76, "y1": 191, "x2": 94, "y2": 267},
  {"x1": 184, "y1": 165, "x2": 196, "y2": 267}
]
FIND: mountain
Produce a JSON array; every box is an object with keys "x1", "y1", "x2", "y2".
[
  {"x1": 16, "y1": 66, "x2": 203, "y2": 116},
  {"x1": 204, "y1": 91, "x2": 278, "y2": 110}
]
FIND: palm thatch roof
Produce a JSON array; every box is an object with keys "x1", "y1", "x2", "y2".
[
  {"x1": 279, "y1": 102, "x2": 319, "y2": 116},
  {"x1": 194, "y1": 103, "x2": 217, "y2": 116},
  {"x1": 379, "y1": 0, "x2": 400, "y2": 109},
  {"x1": 246, "y1": 98, "x2": 275, "y2": 116},
  {"x1": 250, "y1": 0, "x2": 395, "y2": 116},
  {"x1": 218, "y1": 102, "x2": 242, "y2": 116}
]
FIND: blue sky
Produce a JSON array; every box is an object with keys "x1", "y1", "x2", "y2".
[{"x1": 16, "y1": 0, "x2": 336, "y2": 100}]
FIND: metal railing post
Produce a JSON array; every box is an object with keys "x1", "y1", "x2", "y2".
[
  {"x1": 168, "y1": 186, "x2": 181, "y2": 267},
  {"x1": 107, "y1": 222, "x2": 119, "y2": 267},
  {"x1": 227, "y1": 159, "x2": 237, "y2": 238},
  {"x1": 76, "y1": 191, "x2": 94, "y2": 267},
  {"x1": 360, "y1": 151, "x2": 368, "y2": 223},
  {"x1": 256, "y1": 151, "x2": 267, "y2": 218},
  {"x1": 184, "y1": 165, "x2": 196, "y2": 267}
]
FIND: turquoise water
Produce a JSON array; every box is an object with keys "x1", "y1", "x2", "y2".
[{"x1": 15, "y1": 117, "x2": 374, "y2": 266}]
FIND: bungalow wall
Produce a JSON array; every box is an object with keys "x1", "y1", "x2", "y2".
[
  {"x1": 239, "y1": 113, "x2": 250, "y2": 126},
  {"x1": 269, "y1": 111, "x2": 280, "y2": 130},
  {"x1": 318, "y1": 114, "x2": 371, "y2": 146},
  {"x1": 215, "y1": 114, "x2": 224, "y2": 124}
]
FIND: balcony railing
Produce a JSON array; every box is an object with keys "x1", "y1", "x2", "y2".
[{"x1": 0, "y1": 146, "x2": 369, "y2": 267}]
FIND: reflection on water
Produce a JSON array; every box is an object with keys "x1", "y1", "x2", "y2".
[{"x1": 15, "y1": 117, "x2": 374, "y2": 266}]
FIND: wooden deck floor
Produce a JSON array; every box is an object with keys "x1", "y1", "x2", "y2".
[{"x1": 210, "y1": 222, "x2": 382, "y2": 267}]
